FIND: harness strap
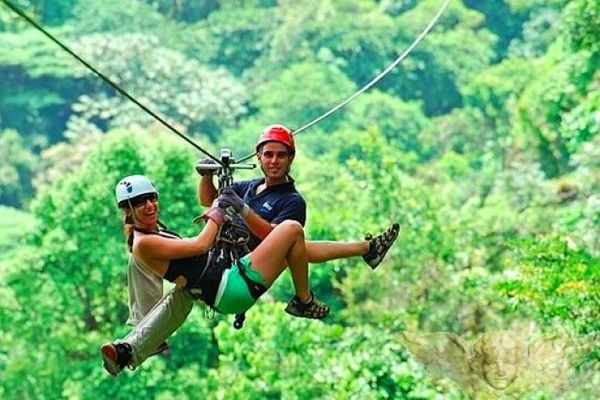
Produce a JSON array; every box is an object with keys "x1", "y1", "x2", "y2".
[{"x1": 236, "y1": 259, "x2": 267, "y2": 300}]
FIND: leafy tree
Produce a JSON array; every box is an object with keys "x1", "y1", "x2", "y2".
[
  {"x1": 252, "y1": 61, "x2": 356, "y2": 132},
  {"x1": 555, "y1": 135, "x2": 600, "y2": 254},
  {"x1": 66, "y1": 32, "x2": 248, "y2": 141},
  {"x1": 463, "y1": 0, "x2": 529, "y2": 58},
  {"x1": 498, "y1": 235, "x2": 600, "y2": 335},
  {"x1": 203, "y1": 6, "x2": 277, "y2": 76},
  {"x1": 508, "y1": 7, "x2": 562, "y2": 58},
  {"x1": 22, "y1": 0, "x2": 78, "y2": 26},
  {"x1": 0, "y1": 129, "x2": 218, "y2": 397},
  {"x1": 386, "y1": 0, "x2": 497, "y2": 115},
  {"x1": 516, "y1": 48, "x2": 599, "y2": 177},
  {"x1": 212, "y1": 302, "x2": 459, "y2": 399},
  {"x1": 263, "y1": 0, "x2": 400, "y2": 86},
  {"x1": 71, "y1": 0, "x2": 217, "y2": 61},
  {"x1": 145, "y1": 0, "x2": 220, "y2": 22},
  {"x1": 0, "y1": 28, "x2": 82, "y2": 143},
  {"x1": 560, "y1": 0, "x2": 600, "y2": 53},
  {"x1": 0, "y1": 129, "x2": 38, "y2": 207}
]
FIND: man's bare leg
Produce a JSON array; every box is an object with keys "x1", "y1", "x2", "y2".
[{"x1": 305, "y1": 241, "x2": 369, "y2": 263}]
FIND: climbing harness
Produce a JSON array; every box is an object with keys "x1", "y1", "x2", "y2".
[
  {"x1": 196, "y1": 149, "x2": 259, "y2": 329},
  {"x1": 236, "y1": 0, "x2": 452, "y2": 163}
]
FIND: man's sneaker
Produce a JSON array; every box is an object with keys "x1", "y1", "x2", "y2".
[
  {"x1": 148, "y1": 341, "x2": 170, "y2": 358},
  {"x1": 363, "y1": 223, "x2": 400, "y2": 270},
  {"x1": 284, "y1": 291, "x2": 330, "y2": 320},
  {"x1": 101, "y1": 342, "x2": 132, "y2": 377}
]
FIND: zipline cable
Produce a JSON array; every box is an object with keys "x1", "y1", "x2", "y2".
[
  {"x1": 1, "y1": 0, "x2": 222, "y2": 164},
  {"x1": 237, "y1": 0, "x2": 452, "y2": 163}
]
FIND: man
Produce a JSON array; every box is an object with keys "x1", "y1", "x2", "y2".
[{"x1": 198, "y1": 124, "x2": 399, "y2": 268}]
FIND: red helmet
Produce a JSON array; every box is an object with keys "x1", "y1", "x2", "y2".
[{"x1": 256, "y1": 124, "x2": 295, "y2": 154}]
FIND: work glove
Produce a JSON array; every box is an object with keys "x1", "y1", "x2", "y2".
[
  {"x1": 199, "y1": 200, "x2": 234, "y2": 227},
  {"x1": 195, "y1": 157, "x2": 219, "y2": 177},
  {"x1": 218, "y1": 187, "x2": 250, "y2": 217}
]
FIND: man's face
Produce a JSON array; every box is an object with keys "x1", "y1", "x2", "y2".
[{"x1": 257, "y1": 141, "x2": 294, "y2": 181}]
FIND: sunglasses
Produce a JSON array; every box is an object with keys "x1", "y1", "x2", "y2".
[{"x1": 130, "y1": 193, "x2": 158, "y2": 207}]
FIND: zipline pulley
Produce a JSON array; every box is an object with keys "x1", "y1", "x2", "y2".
[{"x1": 197, "y1": 148, "x2": 255, "y2": 189}]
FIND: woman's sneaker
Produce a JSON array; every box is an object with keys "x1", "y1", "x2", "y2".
[
  {"x1": 285, "y1": 291, "x2": 330, "y2": 320},
  {"x1": 101, "y1": 342, "x2": 132, "y2": 377},
  {"x1": 363, "y1": 223, "x2": 400, "y2": 269}
]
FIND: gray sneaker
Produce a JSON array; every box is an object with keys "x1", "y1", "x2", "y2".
[{"x1": 363, "y1": 223, "x2": 400, "y2": 269}]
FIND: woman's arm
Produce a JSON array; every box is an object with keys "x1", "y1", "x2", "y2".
[{"x1": 136, "y1": 220, "x2": 219, "y2": 260}]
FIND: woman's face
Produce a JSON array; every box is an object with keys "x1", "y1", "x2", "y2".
[{"x1": 128, "y1": 193, "x2": 159, "y2": 229}]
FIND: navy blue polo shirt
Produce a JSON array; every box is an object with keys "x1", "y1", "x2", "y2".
[{"x1": 231, "y1": 177, "x2": 306, "y2": 251}]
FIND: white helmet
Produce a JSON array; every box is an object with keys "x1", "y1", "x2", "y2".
[{"x1": 115, "y1": 175, "x2": 158, "y2": 206}]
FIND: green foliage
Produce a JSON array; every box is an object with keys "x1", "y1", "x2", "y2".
[
  {"x1": 0, "y1": 28, "x2": 82, "y2": 143},
  {"x1": 0, "y1": 28, "x2": 78, "y2": 77},
  {"x1": 562, "y1": 0, "x2": 600, "y2": 52},
  {"x1": 213, "y1": 302, "x2": 458, "y2": 399},
  {"x1": 71, "y1": 0, "x2": 171, "y2": 34},
  {"x1": 265, "y1": 0, "x2": 400, "y2": 85},
  {"x1": 463, "y1": 0, "x2": 528, "y2": 58},
  {"x1": 0, "y1": 205, "x2": 35, "y2": 256},
  {"x1": 1, "y1": 1, "x2": 599, "y2": 398},
  {"x1": 388, "y1": 0, "x2": 497, "y2": 115},
  {"x1": 252, "y1": 61, "x2": 356, "y2": 131},
  {"x1": 0, "y1": 129, "x2": 213, "y2": 396},
  {"x1": 66, "y1": 32, "x2": 247, "y2": 140},
  {"x1": 26, "y1": 0, "x2": 78, "y2": 26},
  {"x1": 203, "y1": 6, "x2": 276, "y2": 75},
  {"x1": 508, "y1": 7, "x2": 562, "y2": 58},
  {"x1": 148, "y1": 0, "x2": 220, "y2": 22},
  {"x1": 464, "y1": 57, "x2": 536, "y2": 120},
  {"x1": 70, "y1": 0, "x2": 216, "y2": 60},
  {"x1": 341, "y1": 91, "x2": 431, "y2": 156},
  {"x1": 516, "y1": 48, "x2": 599, "y2": 177},
  {"x1": 0, "y1": 129, "x2": 38, "y2": 207},
  {"x1": 498, "y1": 235, "x2": 600, "y2": 334}
]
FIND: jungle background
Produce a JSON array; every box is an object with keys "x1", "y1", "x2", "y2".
[{"x1": 0, "y1": 0, "x2": 598, "y2": 398}]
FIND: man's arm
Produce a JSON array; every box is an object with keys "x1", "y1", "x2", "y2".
[
  {"x1": 198, "y1": 176, "x2": 218, "y2": 207},
  {"x1": 244, "y1": 209, "x2": 275, "y2": 239},
  {"x1": 246, "y1": 196, "x2": 307, "y2": 240}
]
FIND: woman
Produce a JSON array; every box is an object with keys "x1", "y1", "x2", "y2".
[{"x1": 102, "y1": 175, "x2": 329, "y2": 376}]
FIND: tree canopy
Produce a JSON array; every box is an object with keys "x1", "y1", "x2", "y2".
[{"x1": 0, "y1": 0, "x2": 598, "y2": 398}]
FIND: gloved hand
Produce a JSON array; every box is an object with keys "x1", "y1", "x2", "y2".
[
  {"x1": 218, "y1": 187, "x2": 250, "y2": 217},
  {"x1": 202, "y1": 200, "x2": 233, "y2": 227},
  {"x1": 195, "y1": 157, "x2": 219, "y2": 177}
]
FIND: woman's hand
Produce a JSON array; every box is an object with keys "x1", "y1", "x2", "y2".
[{"x1": 204, "y1": 201, "x2": 227, "y2": 227}]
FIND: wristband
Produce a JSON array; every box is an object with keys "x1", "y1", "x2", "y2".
[{"x1": 241, "y1": 204, "x2": 250, "y2": 218}]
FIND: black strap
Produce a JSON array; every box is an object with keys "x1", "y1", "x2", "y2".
[
  {"x1": 133, "y1": 223, "x2": 181, "y2": 238},
  {"x1": 236, "y1": 259, "x2": 267, "y2": 300}
]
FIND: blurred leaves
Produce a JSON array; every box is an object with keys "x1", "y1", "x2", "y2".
[{"x1": 0, "y1": 0, "x2": 598, "y2": 398}]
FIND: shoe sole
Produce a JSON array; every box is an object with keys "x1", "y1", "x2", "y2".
[
  {"x1": 285, "y1": 308, "x2": 330, "y2": 320},
  {"x1": 284, "y1": 303, "x2": 330, "y2": 320},
  {"x1": 100, "y1": 343, "x2": 120, "y2": 377}
]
